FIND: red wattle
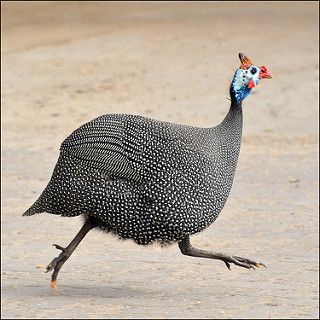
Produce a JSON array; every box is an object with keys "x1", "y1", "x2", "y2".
[{"x1": 247, "y1": 80, "x2": 256, "y2": 89}]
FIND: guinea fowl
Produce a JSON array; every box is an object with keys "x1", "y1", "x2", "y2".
[{"x1": 24, "y1": 53, "x2": 272, "y2": 288}]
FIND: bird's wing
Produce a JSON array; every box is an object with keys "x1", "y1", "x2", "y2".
[
  {"x1": 60, "y1": 114, "x2": 146, "y2": 182},
  {"x1": 60, "y1": 114, "x2": 210, "y2": 183}
]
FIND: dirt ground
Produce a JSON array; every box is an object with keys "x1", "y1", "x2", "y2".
[{"x1": 1, "y1": 2, "x2": 319, "y2": 319}]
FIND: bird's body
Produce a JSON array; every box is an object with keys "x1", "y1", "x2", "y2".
[
  {"x1": 24, "y1": 108, "x2": 242, "y2": 245},
  {"x1": 23, "y1": 53, "x2": 272, "y2": 288}
]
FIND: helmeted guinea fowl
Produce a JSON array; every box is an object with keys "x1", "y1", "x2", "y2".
[{"x1": 24, "y1": 53, "x2": 272, "y2": 288}]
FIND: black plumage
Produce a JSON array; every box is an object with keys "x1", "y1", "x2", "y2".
[{"x1": 24, "y1": 53, "x2": 271, "y2": 288}]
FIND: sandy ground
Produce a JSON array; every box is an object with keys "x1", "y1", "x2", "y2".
[{"x1": 1, "y1": 1, "x2": 319, "y2": 319}]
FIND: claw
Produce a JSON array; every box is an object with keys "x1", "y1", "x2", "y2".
[
  {"x1": 231, "y1": 255, "x2": 265, "y2": 270},
  {"x1": 50, "y1": 280, "x2": 57, "y2": 289},
  {"x1": 52, "y1": 244, "x2": 65, "y2": 251},
  {"x1": 46, "y1": 257, "x2": 58, "y2": 273},
  {"x1": 255, "y1": 262, "x2": 267, "y2": 268}
]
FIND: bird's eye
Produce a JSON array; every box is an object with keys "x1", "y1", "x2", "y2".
[{"x1": 251, "y1": 67, "x2": 257, "y2": 75}]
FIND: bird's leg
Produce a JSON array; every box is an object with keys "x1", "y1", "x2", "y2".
[
  {"x1": 45, "y1": 220, "x2": 96, "y2": 288},
  {"x1": 178, "y1": 236, "x2": 266, "y2": 270}
]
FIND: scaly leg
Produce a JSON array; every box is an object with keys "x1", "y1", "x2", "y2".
[
  {"x1": 46, "y1": 220, "x2": 96, "y2": 288},
  {"x1": 178, "y1": 236, "x2": 266, "y2": 270}
]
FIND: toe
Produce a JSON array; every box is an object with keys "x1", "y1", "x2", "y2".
[
  {"x1": 45, "y1": 257, "x2": 58, "y2": 273},
  {"x1": 52, "y1": 244, "x2": 65, "y2": 251},
  {"x1": 50, "y1": 280, "x2": 57, "y2": 289},
  {"x1": 255, "y1": 262, "x2": 267, "y2": 268}
]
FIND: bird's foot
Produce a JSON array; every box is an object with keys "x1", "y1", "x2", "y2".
[
  {"x1": 222, "y1": 255, "x2": 266, "y2": 270},
  {"x1": 45, "y1": 244, "x2": 67, "y2": 272},
  {"x1": 45, "y1": 244, "x2": 70, "y2": 288}
]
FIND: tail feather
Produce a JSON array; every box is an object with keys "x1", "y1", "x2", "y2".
[
  {"x1": 22, "y1": 186, "x2": 51, "y2": 216},
  {"x1": 23, "y1": 196, "x2": 46, "y2": 216}
]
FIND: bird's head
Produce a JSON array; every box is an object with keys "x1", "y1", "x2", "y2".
[{"x1": 230, "y1": 53, "x2": 272, "y2": 104}]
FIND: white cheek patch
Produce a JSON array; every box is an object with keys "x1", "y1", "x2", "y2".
[
  {"x1": 249, "y1": 66, "x2": 261, "y2": 86},
  {"x1": 252, "y1": 73, "x2": 260, "y2": 86},
  {"x1": 233, "y1": 69, "x2": 250, "y2": 90},
  {"x1": 233, "y1": 67, "x2": 261, "y2": 88}
]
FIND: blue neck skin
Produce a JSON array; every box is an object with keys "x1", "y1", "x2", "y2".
[{"x1": 230, "y1": 73, "x2": 252, "y2": 106}]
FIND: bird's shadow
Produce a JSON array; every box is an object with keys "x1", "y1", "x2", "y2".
[{"x1": 18, "y1": 283, "x2": 159, "y2": 300}]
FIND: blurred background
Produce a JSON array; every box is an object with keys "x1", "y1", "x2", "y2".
[{"x1": 2, "y1": 1, "x2": 319, "y2": 319}]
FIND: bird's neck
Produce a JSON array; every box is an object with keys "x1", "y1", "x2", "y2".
[
  {"x1": 211, "y1": 99, "x2": 243, "y2": 162},
  {"x1": 220, "y1": 100, "x2": 243, "y2": 131}
]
